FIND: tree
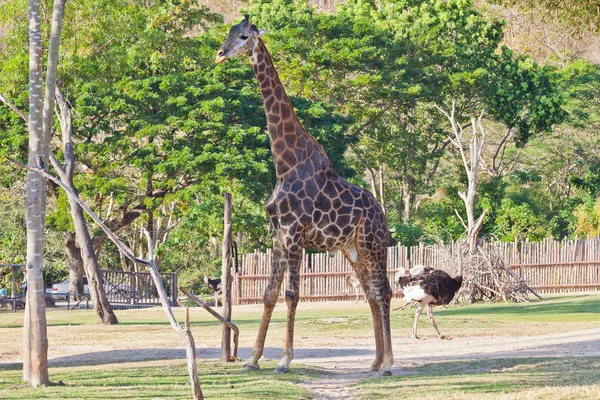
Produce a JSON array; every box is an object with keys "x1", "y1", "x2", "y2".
[
  {"x1": 436, "y1": 102, "x2": 488, "y2": 253},
  {"x1": 21, "y1": 0, "x2": 67, "y2": 387},
  {"x1": 50, "y1": 86, "x2": 118, "y2": 324}
]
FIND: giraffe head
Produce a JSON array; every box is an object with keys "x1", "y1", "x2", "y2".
[{"x1": 215, "y1": 15, "x2": 264, "y2": 64}]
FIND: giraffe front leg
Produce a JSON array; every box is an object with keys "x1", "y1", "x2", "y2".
[
  {"x1": 276, "y1": 244, "x2": 302, "y2": 373},
  {"x1": 243, "y1": 239, "x2": 286, "y2": 371},
  {"x1": 376, "y1": 285, "x2": 394, "y2": 376}
]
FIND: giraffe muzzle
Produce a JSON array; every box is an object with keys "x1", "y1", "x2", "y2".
[{"x1": 215, "y1": 49, "x2": 227, "y2": 64}]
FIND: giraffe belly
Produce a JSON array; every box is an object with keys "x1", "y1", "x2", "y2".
[{"x1": 304, "y1": 226, "x2": 355, "y2": 254}]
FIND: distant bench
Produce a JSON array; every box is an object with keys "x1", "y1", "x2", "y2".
[{"x1": 0, "y1": 297, "x2": 23, "y2": 312}]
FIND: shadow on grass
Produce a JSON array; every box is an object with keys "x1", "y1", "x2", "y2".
[
  {"x1": 0, "y1": 346, "x2": 376, "y2": 370},
  {"x1": 401, "y1": 336, "x2": 600, "y2": 366},
  {"x1": 358, "y1": 356, "x2": 600, "y2": 397}
]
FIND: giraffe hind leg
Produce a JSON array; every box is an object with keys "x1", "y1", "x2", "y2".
[
  {"x1": 375, "y1": 283, "x2": 393, "y2": 376},
  {"x1": 367, "y1": 296, "x2": 385, "y2": 372}
]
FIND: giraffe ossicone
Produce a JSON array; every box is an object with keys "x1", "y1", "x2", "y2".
[{"x1": 216, "y1": 15, "x2": 394, "y2": 376}]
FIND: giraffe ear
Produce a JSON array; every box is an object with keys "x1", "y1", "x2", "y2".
[{"x1": 251, "y1": 24, "x2": 267, "y2": 37}]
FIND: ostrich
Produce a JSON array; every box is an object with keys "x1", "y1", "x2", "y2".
[
  {"x1": 345, "y1": 274, "x2": 362, "y2": 303},
  {"x1": 396, "y1": 253, "x2": 463, "y2": 340},
  {"x1": 204, "y1": 276, "x2": 222, "y2": 307}
]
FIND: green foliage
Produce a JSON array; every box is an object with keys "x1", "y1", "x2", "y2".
[
  {"x1": 486, "y1": 49, "x2": 566, "y2": 146},
  {"x1": 0, "y1": 0, "x2": 597, "y2": 273},
  {"x1": 43, "y1": 264, "x2": 69, "y2": 286},
  {"x1": 391, "y1": 221, "x2": 426, "y2": 247},
  {"x1": 573, "y1": 197, "x2": 600, "y2": 238},
  {"x1": 417, "y1": 196, "x2": 466, "y2": 241},
  {"x1": 0, "y1": 0, "x2": 346, "y2": 271},
  {"x1": 494, "y1": 198, "x2": 549, "y2": 241},
  {"x1": 247, "y1": 0, "x2": 566, "y2": 233}
]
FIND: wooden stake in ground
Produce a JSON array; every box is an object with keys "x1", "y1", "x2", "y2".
[
  {"x1": 180, "y1": 287, "x2": 239, "y2": 361},
  {"x1": 221, "y1": 192, "x2": 233, "y2": 362}
]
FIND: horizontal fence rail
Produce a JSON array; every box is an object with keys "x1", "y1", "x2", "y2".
[
  {"x1": 233, "y1": 237, "x2": 600, "y2": 305},
  {"x1": 101, "y1": 270, "x2": 178, "y2": 306}
]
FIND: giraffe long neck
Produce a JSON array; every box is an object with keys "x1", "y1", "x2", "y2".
[{"x1": 250, "y1": 38, "x2": 332, "y2": 179}]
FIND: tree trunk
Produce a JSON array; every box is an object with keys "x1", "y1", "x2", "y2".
[
  {"x1": 65, "y1": 233, "x2": 85, "y2": 297},
  {"x1": 67, "y1": 192, "x2": 119, "y2": 324},
  {"x1": 53, "y1": 87, "x2": 118, "y2": 325},
  {"x1": 367, "y1": 167, "x2": 378, "y2": 202},
  {"x1": 378, "y1": 166, "x2": 386, "y2": 215},
  {"x1": 402, "y1": 177, "x2": 413, "y2": 222},
  {"x1": 23, "y1": 0, "x2": 67, "y2": 387},
  {"x1": 210, "y1": 237, "x2": 219, "y2": 259},
  {"x1": 221, "y1": 193, "x2": 233, "y2": 362},
  {"x1": 436, "y1": 103, "x2": 487, "y2": 256}
]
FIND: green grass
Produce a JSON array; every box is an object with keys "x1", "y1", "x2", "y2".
[
  {"x1": 1, "y1": 293, "x2": 599, "y2": 399},
  {"x1": 2, "y1": 294, "x2": 598, "y2": 330},
  {"x1": 438, "y1": 294, "x2": 600, "y2": 322},
  {"x1": 0, "y1": 361, "x2": 319, "y2": 399},
  {"x1": 356, "y1": 357, "x2": 600, "y2": 399}
]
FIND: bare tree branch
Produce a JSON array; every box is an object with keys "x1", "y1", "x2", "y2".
[{"x1": 0, "y1": 93, "x2": 29, "y2": 124}]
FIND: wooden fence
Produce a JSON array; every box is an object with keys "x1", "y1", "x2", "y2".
[
  {"x1": 233, "y1": 237, "x2": 600, "y2": 305},
  {"x1": 101, "y1": 270, "x2": 178, "y2": 306}
]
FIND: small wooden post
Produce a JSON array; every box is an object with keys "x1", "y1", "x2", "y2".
[{"x1": 221, "y1": 192, "x2": 233, "y2": 362}]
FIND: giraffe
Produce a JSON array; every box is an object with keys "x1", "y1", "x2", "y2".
[{"x1": 216, "y1": 15, "x2": 394, "y2": 376}]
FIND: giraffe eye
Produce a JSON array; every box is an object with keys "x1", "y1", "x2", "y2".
[{"x1": 240, "y1": 35, "x2": 249, "y2": 40}]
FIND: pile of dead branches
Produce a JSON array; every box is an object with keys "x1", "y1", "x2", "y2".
[{"x1": 448, "y1": 243, "x2": 543, "y2": 305}]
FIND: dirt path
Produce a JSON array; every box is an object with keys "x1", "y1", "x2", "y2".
[
  {"x1": 2, "y1": 309, "x2": 599, "y2": 400},
  {"x1": 294, "y1": 327, "x2": 600, "y2": 399}
]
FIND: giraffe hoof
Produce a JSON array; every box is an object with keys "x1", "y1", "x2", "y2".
[
  {"x1": 440, "y1": 336, "x2": 452, "y2": 340},
  {"x1": 378, "y1": 369, "x2": 393, "y2": 377},
  {"x1": 243, "y1": 363, "x2": 260, "y2": 371},
  {"x1": 275, "y1": 366, "x2": 290, "y2": 374}
]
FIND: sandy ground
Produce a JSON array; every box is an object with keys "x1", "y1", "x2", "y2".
[{"x1": 2, "y1": 302, "x2": 600, "y2": 399}]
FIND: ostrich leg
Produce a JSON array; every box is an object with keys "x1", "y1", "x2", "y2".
[
  {"x1": 412, "y1": 303, "x2": 425, "y2": 339},
  {"x1": 427, "y1": 304, "x2": 451, "y2": 340}
]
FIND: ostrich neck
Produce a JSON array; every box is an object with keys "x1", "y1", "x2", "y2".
[{"x1": 250, "y1": 38, "x2": 332, "y2": 179}]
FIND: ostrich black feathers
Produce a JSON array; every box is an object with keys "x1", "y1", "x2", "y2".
[
  {"x1": 396, "y1": 265, "x2": 434, "y2": 289},
  {"x1": 420, "y1": 270, "x2": 462, "y2": 305},
  {"x1": 204, "y1": 276, "x2": 222, "y2": 294}
]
